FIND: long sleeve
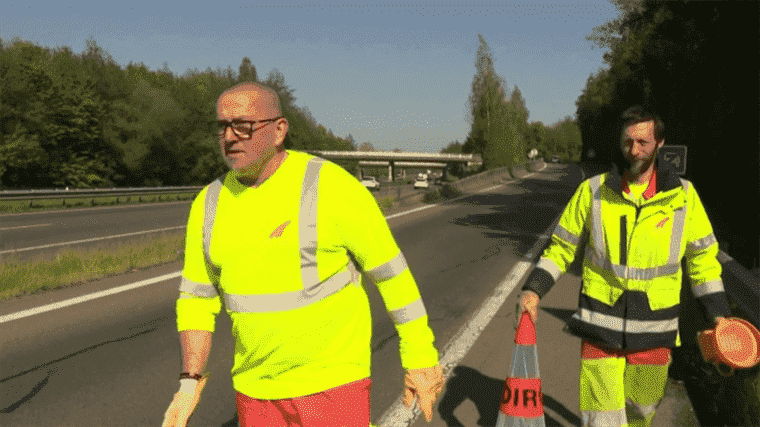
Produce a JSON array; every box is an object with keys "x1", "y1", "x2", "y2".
[
  {"x1": 523, "y1": 179, "x2": 591, "y2": 299},
  {"x1": 326, "y1": 165, "x2": 439, "y2": 370},
  {"x1": 683, "y1": 184, "x2": 731, "y2": 320},
  {"x1": 176, "y1": 186, "x2": 223, "y2": 333}
]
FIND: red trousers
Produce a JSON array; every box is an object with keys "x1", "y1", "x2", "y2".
[
  {"x1": 235, "y1": 378, "x2": 371, "y2": 427},
  {"x1": 581, "y1": 340, "x2": 671, "y2": 364}
]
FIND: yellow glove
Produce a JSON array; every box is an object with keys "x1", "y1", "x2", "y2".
[
  {"x1": 161, "y1": 375, "x2": 208, "y2": 427},
  {"x1": 403, "y1": 364, "x2": 444, "y2": 423},
  {"x1": 515, "y1": 290, "x2": 539, "y2": 328}
]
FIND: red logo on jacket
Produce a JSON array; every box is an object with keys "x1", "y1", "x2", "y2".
[{"x1": 270, "y1": 220, "x2": 291, "y2": 238}]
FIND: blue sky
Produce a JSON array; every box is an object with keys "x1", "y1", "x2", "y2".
[{"x1": 2, "y1": 1, "x2": 621, "y2": 153}]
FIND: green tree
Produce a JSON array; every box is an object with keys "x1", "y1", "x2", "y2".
[
  {"x1": 464, "y1": 34, "x2": 527, "y2": 170},
  {"x1": 358, "y1": 141, "x2": 375, "y2": 152},
  {"x1": 586, "y1": 0, "x2": 647, "y2": 64},
  {"x1": 238, "y1": 56, "x2": 258, "y2": 82},
  {"x1": 441, "y1": 140, "x2": 463, "y2": 154},
  {"x1": 263, "y1": 69, "x2": 297, "y2": 114}
]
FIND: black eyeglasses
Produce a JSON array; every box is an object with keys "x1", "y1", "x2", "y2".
[{"x1": 216, "y1": 117, "x2": 284, "y2": 139}]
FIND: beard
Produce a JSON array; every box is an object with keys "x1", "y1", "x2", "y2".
[{"x1": 625, "y1": 148, "x2": 658, "y2": 179}]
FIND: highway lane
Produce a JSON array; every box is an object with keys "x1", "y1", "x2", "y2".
[
  {"x1": 0, "y1": 183, "x2": 425, "y2": 259},
  {"x1": 0, "y1": 163, "x2": 583, "y2": 426}
]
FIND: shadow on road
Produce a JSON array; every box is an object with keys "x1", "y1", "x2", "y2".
[
  {"x1": 438, "y1": 365, "x2": 581, "y2": 426},
  {"x1": 220, "y1": 414, "x2": 239, "y2": 426},
  {"x1": 541, "y1": 307, "x2": 577, "y2": 324}
]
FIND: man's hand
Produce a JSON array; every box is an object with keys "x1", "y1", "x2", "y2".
[
  {"x1": 403, "y1": 364, "x2": 444, "y2": 423},
  {"x1": 515, "y1": 290, "x2": 539, "y2": 329},
  {"x1": 161, "y1": 376, "x2": 208, "y2": 427},
  {"x1": 702, "y1": 316, "x2": 727, "y2": 336}
]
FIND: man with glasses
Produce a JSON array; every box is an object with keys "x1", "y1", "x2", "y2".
[{"x1": 161, "y1": 82, "x2": 444, "y2": 427}]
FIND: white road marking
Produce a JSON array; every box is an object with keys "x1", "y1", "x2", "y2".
[
  {"x1": 0, "y1": 200, "x2": 192, "y2": 218},
  {"x1": 0, "y1": 272, "x2": 183, "y2": 324},
  {"x1": 0, "y1": 223, "x2": 52, "y2": 231},
  {"x1": 0, "y1": 161, "x2": 553, "y2": 333},
  {"x1": 378, "y1": 184, "x2": 560, "y2": 427},
  {"x1": 0, "y1": 226, "x2": 187, "y2": 255}
]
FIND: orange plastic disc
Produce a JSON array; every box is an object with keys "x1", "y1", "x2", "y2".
[{"x1": 716, "y1": 320, "x2": 759, "y2": 368}]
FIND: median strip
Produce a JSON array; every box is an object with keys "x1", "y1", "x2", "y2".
[
  {"x1": 0, "y1": 163, "x2": 548, "y2": 318},
  {"x1": 1, "y1": 226, "x2": 187, "y2": 255}
]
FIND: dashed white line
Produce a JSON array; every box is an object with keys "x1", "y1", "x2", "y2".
[
  {"x1": 0, "y1": 226, "x2": 187, "y2": 255},
  {"x1": 0, "y1": 223, "x2": 51, "y2": 231},
  {"x1": 0, "y1": 162, "x2": 552, "y2": 331},
  {"x1": 0, "y1": 200, "x2": 192, "y2": 218}
]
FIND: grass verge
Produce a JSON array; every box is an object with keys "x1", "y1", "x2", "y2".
[
  {"x1": 421, "y1": 185, "x2": 464, "y2": 204},
  {"x1": 0, "y1": 231, "x2": 185, "y2": 301},
  {"x1": 0, "y1": 192, "x2": 198, "y2": 214},
  {"x1": 377, "y1": 197, "x2": 395, "y2": 214}
]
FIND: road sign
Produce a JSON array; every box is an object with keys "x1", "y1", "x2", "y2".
[{"x1": 660, "y1": 145, "x2": 687, "y2": 175}]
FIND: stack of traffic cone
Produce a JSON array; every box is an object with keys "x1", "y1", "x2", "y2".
[{"x1": 496, "y1": 311, "x2": 546, "y2": 427}]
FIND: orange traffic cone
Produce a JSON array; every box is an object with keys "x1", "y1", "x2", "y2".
[{"x1": 496, "y1": 311, "x2": 546, "y2": 427}]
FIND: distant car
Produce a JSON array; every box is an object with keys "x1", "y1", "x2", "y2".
[
  {"x1": 413, "y1": 176, "x2": 429, "y2": 189},
  {"x1": 361, "y1": 176, "x2": 380, "y2": 190},
  {"x1": 551, "y1": 155, "x2": 561, "y2": 163}
]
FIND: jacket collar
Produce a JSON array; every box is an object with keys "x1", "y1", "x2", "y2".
[{"x1": 605, "y1": 149, "x2": 683, "y2": 197}]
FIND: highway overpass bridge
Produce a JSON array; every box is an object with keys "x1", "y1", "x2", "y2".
[{"x1": 303, "y1": 150, "x2": 483, "y2": 181}]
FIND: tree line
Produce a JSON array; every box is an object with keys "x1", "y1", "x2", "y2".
[
  {"x1": 0, "y1": 37, "x2": 357, "y2": 189},
  {"x1": 438, "y1": 34, "x2": 583, "y2": 178},
  {"x1": 574, "y1": 0, "x2": 758, "y2": 274}
]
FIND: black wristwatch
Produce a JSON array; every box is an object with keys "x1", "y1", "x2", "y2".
[{"x1": 180, "y1": 372, "x2": 205, "y2": 381}]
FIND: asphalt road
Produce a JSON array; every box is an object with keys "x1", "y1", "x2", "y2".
[
  {"x1": 0, "y1": 163, "x2": 584, "y2": 426},
  {"x1": 0, "y1": 183, "x2": 429, "y2": 261}
]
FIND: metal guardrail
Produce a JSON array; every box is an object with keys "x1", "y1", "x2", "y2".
[{"x1": 0, "y1": 187, "x2": 203, "y2": 202}]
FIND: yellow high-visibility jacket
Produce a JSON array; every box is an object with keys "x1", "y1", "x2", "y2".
[
  {"x1": 522, "y1": 154, "x2": 731, "y2": 350},
  {"x1": 176, "y1": 150, "x2": 439, "y2": 399}
]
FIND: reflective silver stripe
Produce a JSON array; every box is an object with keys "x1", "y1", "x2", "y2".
[
  {"x1": 509, "y1": 344, "x2": 540, "y2": 379},
  {"x1": 692, "y1": 279, "x2": 725, "y2": 297},
  {"x1": 366, "y1": 252, "x2": 409, "y2": 283},
  {"x1": 626, "y1": 398, "x2": 658, "y2": 418},
  {"x1": 669, "y1": 206, "x2": 687, "y2": 265},
  {"x1": 536, "y1": 257, "x2": 562, "y2": 282},
  {"x1": 224, "y1": 269, "x2": 351, "y2": 313},
  {"x1": 203, "y1": 177, "x2": 224, "y2": 278},
  {"x1": 574, "y1": 308, "x2": 677, "y2": 334},
  {"x1": 589, "y1": 175, "x2": 605, "y2": 255},
  {"x1": 586, "y1": 247, "x2": 679, "y2": 280},
  {"x1": 625, "y1": 317, "x2": 679, "y2": 334},
  {"x1": 554, "y1": 223, "x2": 581, "y2": 246},
  {"x1": 179, "y1": 277, "x2": 218, "y2": 298},
  {"x1": 688, "y1": 233, "x2": 717, "y2": 252},
  {"x1": 497, "y1": 415, "x2": 546, "y2": 426},
  {"x1": 300, "y1": 157, "x2": 325, "y2": 289},
  {"x1": 581, "y1": 408, "x2": 627, "y2": 427},
  {"x1": 680, "y1": 178, "x2": 689, "y2": 195},
  {"x1": 388, "y1": 298, "x2": 426, "y2": 325},
  {"x1": 573, "y1": 308, "x2": 624, "y2": 332}
]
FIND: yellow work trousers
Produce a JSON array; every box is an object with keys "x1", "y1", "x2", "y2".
[{"x1": 579, "y1": 340, "x2": 671, "y2": 427}]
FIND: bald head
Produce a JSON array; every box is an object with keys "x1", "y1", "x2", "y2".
[{"x1": 218, "y1": 82, "x2": 283, "y2": 118}]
